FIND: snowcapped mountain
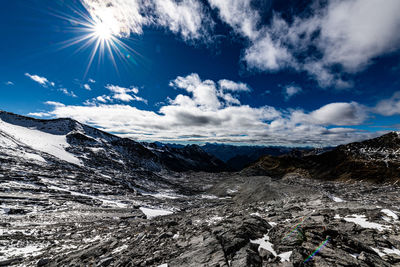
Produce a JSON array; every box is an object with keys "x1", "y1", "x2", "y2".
[
  {"x1": 0, "y1": 110, "x2": 227, "y2": 175},
  {"x1": 245, "y1": 132, "x2": 400, "y2": 183}
]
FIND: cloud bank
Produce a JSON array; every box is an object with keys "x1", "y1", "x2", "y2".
[{"x1": 32, "y1": 73, "x2": 387, "y2": 146}]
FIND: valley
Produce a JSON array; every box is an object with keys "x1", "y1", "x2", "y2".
[{"x1": 0, "y1": 111, "x2": 399, "y2": 266}]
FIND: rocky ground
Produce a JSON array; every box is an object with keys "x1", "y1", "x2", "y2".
[{"x1": 1, "y1": 169, "x2": 400, "y2": 266}]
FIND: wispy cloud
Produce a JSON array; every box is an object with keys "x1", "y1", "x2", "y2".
[
  {"x1": 88, "y1": 78, "x2": 96, "y2": 83},
  {"x1": 45, "y1": 101, "x2": 65, "y2": 107},
  {"x1": 374, "y1": 91, "x2": 400, "y2": 116},
  {"x1": 283, "y1": 85, "x2": 302, "y2": 101},
  {"x1": 105, "y1": 84, "x2": 147, "y2": 103},
  {"x1": 25, "y1": 73, "x2": 53, "y2": 87},
  {"x1": 83, "y1": 84, "x2": 91, "y2": 90},
  {"x1": 83, "y1": 84, "x2": 148, "y2": 105},
  {"x1": 5, "y1": 81, "x2": 14, "y2": 86},
  {"x1": 59, "y1": 88, "x2": 77, "y2": 98}
]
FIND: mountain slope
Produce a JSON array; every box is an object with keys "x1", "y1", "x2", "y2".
[
  {"x1": 0, "y1": 111, "x2": 227, "y2": 174},
  {"x1": 245, "y1": 132, "x2": 400, "y2": 183}
]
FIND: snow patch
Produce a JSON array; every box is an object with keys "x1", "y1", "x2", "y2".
[
  {"x1": 383, "y1": 247, "x2": 400, "y2": 256},
  {"x1": 142, "y1": 191, "x2": 184, "y2": 200},
  {"x1": 269, "y1": 221, "x2": 278, "y2": 227},
  {"x1": 251, "y1": 234, "x2": 277, "y2": 256},
  {"x1": 329, "y1": 195, "x2": 345, "y2": 202},
  {"x1": 200, "y1": 194, "x2": 218, "y2": 199},
  {"x1": 279, "y1": 251, "x2": 292, "y2": 262},
  {"x1": 251, "y1": 234, "x2": 292, "y2": 262},
  {"x1": 342, "y1": 214, "x2": 390, "y2": 231},
  {"x1": 139, "y1": 207, "x2": 173, "y2": 219},
  {"x1": 0, "y1": 119, "x2": 82, "y2": 165},
  {"x1": 0, "y1": 244, "x2": 44, "y2": 261},
  {"x1": 381, "y1": 209, "x2": 398, "y2": 220},
  {"x1": 22, "y1": 152, "x2": 46, "y2": 162},
  {"x1": 226, "y1": 188, "x2": 238, "y2": 194},
  {"x1": 112, "y1": 244, "x2": 128, "y2": 254}
]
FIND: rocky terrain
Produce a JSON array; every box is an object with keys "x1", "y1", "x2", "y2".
[
  {"x1": 1, "y1": 171, "x2": 399, "y2": 266},
  {"x1": 246, "y1": 132, "x2": 400, "y2": 183},
  {"x1": 0, "y1": 111, "x2": 400, "y2": 266}
]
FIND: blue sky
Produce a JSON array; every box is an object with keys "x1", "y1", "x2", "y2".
[{"x1": 1, "y1": 0, "x2": 400, "y2": 146}]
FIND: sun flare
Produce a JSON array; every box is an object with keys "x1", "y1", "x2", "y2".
[
  {"x1": 93, "y1": 21, "x2": 113, "y2": 41},
  {"x1": 53, "y1": 4, "x2": 141, "y2": 78}
]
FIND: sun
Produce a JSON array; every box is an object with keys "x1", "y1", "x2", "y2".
[
  {"x1": 93, "y1": 21, "x2": 113, "y2": 41},
  {"x1": 52, "y1": 4, "x2": 142, "y2": 78}
]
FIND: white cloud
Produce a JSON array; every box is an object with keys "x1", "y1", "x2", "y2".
[
  {"x1": 292, "y1": 102, "x2": 369, "y2": 126},
  {"x1": 244, "y1": 27, "x2": 295, "y2": 72},
  {"x1": 208, "y1": 0, "x2": 259, "y2": 39},
  {"x1": 210, "y1": 0, "x2": 400, "y2": 88},
  {"x1": 105, "y1": 84, "x2": 146, "y2": 103},
  {"x1": 78, "y1": 0, "x2": 400, "y2": 88},
  {"x1": 283, "y1": 85, "x2": 302, "y2": 101},
  {"x1": 153, "y1": 0, "x2": 214, "y2": 41},
  {"x1": 88, "y1": 78, "x2": 96, "y2": 83},
  {"x1": 37, "y1": 73, "x2": 377, "y2": 146},
  {"x1": 170, "y1": 74, "x2": 251, "y2": 109},
  {"x1": 81, "y1": 0, "x2": 147, "y2": 37},
  {"x1": 218, "y1": 79, "x2": 250, "y2": 92},
  {"x1": 81, "y1": 0, "x2": 212, "y2": 41},
  {"x1": 27, "y1": 112, "x2": 49, "y2": 117},
  {"x1": 45, "y1": 101, "x2": 65, "y2": 107},
  {"x1": 317, "y1": 0, "x2": 400, "y2": 72},
  {"x1": 25, "y1": 73, "x2": 53, "y2": 87},
  {"x1": 5, "y1": 81, "x2": 14, "y2": 86},
  {"x1": 83, "y1": 84, "x2": 91, "y2": 90},
  {"x1": 374, "y1": 91, "x2": 400, "y2": 116},
  {"x1": 170, "y1": 73, "x2": 221, "y2": 110},
  {"x1": 96, "y1": 95, "x2": 112, "y2": 103}
]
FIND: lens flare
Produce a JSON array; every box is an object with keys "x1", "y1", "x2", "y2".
[{"x1": 304, "y1": 237, "x2": 330, "y2": 263}]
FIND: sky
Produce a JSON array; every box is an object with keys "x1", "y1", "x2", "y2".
[{"x1": 1, "y1": 0, "x2": 400, "y2": 146}]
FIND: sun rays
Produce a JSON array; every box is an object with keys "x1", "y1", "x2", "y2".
[{"x1": 48, "y1": 2, "x2": 142, "y2": 78}]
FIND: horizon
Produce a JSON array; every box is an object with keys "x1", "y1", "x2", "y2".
[
  {"x1": 2, "y1": 108, "x2": 395, "y2": 149},
  {"x1": 1, "y1": 0, "x2": 400, "y2": 146}
]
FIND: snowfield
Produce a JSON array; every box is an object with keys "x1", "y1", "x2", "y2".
[{"x1": 0, "y1": 118, "x2": 82, "y2": 165}]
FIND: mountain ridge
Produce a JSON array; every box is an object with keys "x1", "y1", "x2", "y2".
[
  {"x1": 245, "y1": 131, "x2": 400, "y2": 183},
  {"x1": 0, "y1": 110, "x2": 228, "y2": 174}
]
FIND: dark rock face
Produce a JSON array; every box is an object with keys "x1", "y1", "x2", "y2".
[
  {"x1": 201, "y1": 143, "x2": 333, "y2": 171},
  {"x1": 245, "y1": 132, "x2": 400, "y2": 183},
  {"x1": 147, "y1": 143, "x2": 231, "y2": 172}
]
